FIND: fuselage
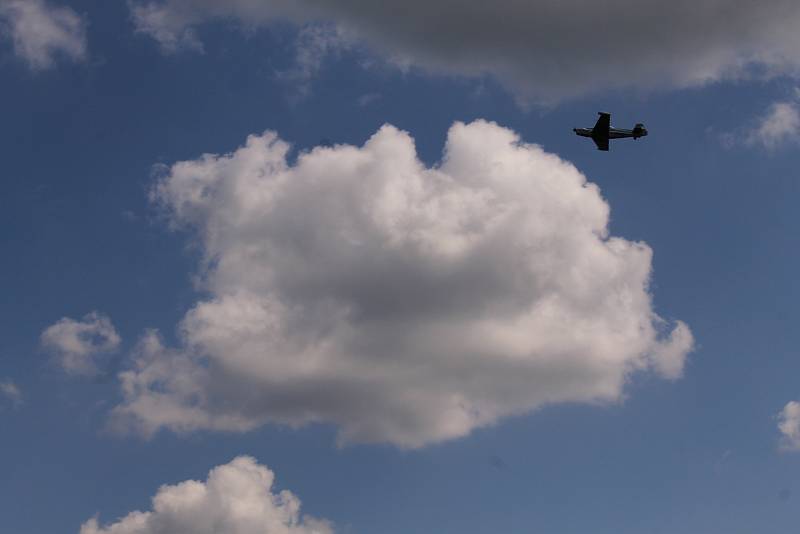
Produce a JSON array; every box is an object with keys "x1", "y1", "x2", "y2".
[{"x1": 573, "y1": 127, "x2": 646, "y2": 139}]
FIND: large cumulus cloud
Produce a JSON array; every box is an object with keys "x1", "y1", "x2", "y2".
[
  {"x1": 129, "y1": 0, "x2": 800, "y2": 100},
  {"x1": 112, "y1": 120, "x2": 692, "y2": 448},
  {"x1": 80, "y1": 456, "x2": 332, "y2": 534}
]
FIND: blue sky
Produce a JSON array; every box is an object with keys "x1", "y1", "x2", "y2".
[{"x1": 2, "y1": 1, "x2": 800, "y2": 533}]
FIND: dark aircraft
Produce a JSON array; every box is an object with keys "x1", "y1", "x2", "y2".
[{"x1": 573, "y1": 112, "x2": 648, "y2": 151}]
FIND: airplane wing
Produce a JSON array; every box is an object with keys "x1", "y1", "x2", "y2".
[
  {"x1": 592, "y1": 136, "x2": 609, "y2": 151},
  {"x1": 593, "y1": 112, "x2": 610, "y2": 133},
  {"x1": 592, "y1": 112, "x2": 610, "y2": 150}
]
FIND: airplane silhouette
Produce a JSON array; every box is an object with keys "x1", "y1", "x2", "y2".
[{"x1": 573, "y1": 112, "x2": 647, "y2": 151}]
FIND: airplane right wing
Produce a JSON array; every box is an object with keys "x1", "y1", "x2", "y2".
[{"x1": 592, "y1": 136, "x2": 609, "y2": 151}]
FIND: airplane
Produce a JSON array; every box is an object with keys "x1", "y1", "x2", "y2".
[{"x1": 573, "y1": 112, "x2": 648, "y2": 151}]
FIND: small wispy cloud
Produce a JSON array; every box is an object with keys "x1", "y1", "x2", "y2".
[
  {"x1": 357, "y1": 92, "x2": 381, "y2": 107},
  {"x1": 277, "y1": 23, "x2": 354, "y2": 100},
  {"x1": 129, "y1": 0, "x2": 203, "y2": 54},
  {"x1": 0, "y1": 380, "x2": 22, "y2": 408},
  {"x1": 778, "y1": 400, "x2": 800, "y2": 452},
  {"x1": 724, "y1": 91, "x2": 800, "y2": 150},
  {"x1": 41, "y1": 312, "x2": 121, "y2": 376},
  {"x1": 745, "y1": 102, "x2": 800, "y2": 149},
  {"x1": 0, "y1": 0, "x2": 87, "y2": 70}
]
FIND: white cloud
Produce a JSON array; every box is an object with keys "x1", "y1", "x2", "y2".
[
  {"x1": 745, "y1": 101, "x2": 800, "y2": 149},
  {"x1": 276, "y1": 24, "x2": 353, "y2": 99},
  {"x1": 128, "y1": 0, "x2": 800, "y2": 101},
  {"x1": 356, "y1": 93, "x2": 381, "y2": 107},
  {"x1": 110, "y1": 120, "x2": 692, "y2": 448},
  {"x1": 80, "y1": 456, "x2": 333, "y2": 534},
  {"x1": 648, "y1": 320, "x2": 694, "y2": 380},
  {"x1": 0, "y1": 0, "x2": 87, "y2": 70},
  {"x1": 778, "y1": 401, "x2": 800, "y2": 452},
  {"x1": 0, "y1": 380, "x2": 22, "y2": 408},
  {"x1": 723, "y1": 91, "x2": 800, "y2": 150},
  {"x1": 41, "y1": 312, "x2": 121, "y2": 376},
  {"x1": 129, "y1": 0, "x2": 203, "y2": 53}
]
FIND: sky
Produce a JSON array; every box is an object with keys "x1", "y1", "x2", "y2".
[{"x1": 2, "y1": 0, "x2": 800, "y2": 532}]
